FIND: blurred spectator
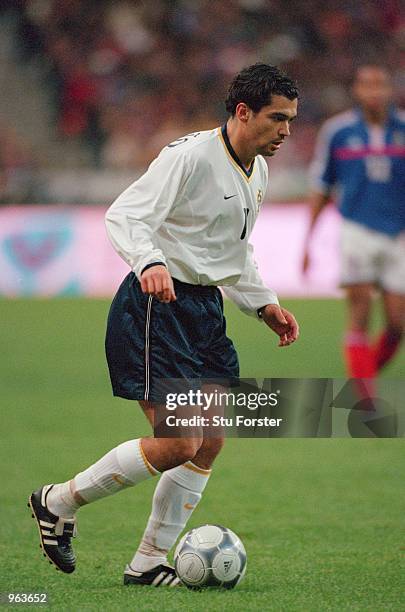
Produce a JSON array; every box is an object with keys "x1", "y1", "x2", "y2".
[
  {"x1": 0, "y1": 124, "x2": 45, "y2": 204},
  {"x1": 4, "y1": 0, "x2": 404, "y2": 173}
]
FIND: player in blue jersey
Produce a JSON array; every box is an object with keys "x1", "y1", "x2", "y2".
[{"x1": 303, "y1": 65, "x2": 405, "y2": 380}]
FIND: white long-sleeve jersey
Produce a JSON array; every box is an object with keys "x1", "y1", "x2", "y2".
[{"x1": 105, "y1": 126, "x2": 279, "y2": 317}]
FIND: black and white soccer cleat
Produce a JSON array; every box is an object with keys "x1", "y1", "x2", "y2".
[
  {"x1": 28, "y1": 484, "x2": 77, "y2": 574},
  {"x1": 123, "y1": 563, "x2": 181, "y2": 587}
]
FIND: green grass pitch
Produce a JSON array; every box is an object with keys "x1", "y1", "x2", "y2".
[{"x1": 1, "y1": 298, "x2": 404, "y2": 611}]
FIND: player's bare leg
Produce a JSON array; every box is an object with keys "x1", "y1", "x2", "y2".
[
  {"x1": 346, "y1": 284, "x2": 374, "y2": 333},
  {"x1": 373, "y1": 291, "x2": 405, "y2": 371},
  {"x1": 140, "y1": 405, "x2": 203, "y2": 471},
  {"x1": 191, "y1": 437, "x2": 225, "y2": 470}
]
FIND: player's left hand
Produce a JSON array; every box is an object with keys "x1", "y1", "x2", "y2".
[{"x1": 261, "y1": 304, "x2": 299, "y2": 347}]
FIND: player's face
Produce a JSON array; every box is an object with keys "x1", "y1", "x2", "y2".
[
  {"x1": 248, "y1": 95, "x2": 298, "y2": 157},
  {"x1": 353, "y1": 67, "x2": 392, "y2": 114}
]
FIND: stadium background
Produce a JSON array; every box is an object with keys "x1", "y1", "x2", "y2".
[{"x1": 1, "y1": 1, "x2": 404, "y2": 610}]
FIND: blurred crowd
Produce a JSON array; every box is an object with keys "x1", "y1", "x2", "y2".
[
  {"x1": 0, "y1": 122, "x2": 46, "y2": 204},
  {"x1": 0, "y1": 0, "x2": 403, "y2": 201}
]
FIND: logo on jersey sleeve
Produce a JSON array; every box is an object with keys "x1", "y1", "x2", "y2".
[
  {"x1": 167, "y1": 132, "x2": 201, "y2": 147},
  {"x1": 255, "y1": 188, "x2": 264, "y2": 212}
]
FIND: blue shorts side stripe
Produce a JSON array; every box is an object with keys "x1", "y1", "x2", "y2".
[{"x1": 144, "y1": 295, "x2": 153, "y2": 401}]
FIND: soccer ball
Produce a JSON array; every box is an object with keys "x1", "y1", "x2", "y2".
[{"x1": 174, "y1": 524, "x2": 247, "y2": 589}]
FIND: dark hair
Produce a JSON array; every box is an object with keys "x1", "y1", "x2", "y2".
[{"x1": 225, "y1": 63, "x2": 298, "y2": 116}]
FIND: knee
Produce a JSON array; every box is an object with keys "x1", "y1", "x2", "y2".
[
  {"x1": 196, "y1": 437, "x2": 225, "y2": 462},
  {"x1": 169, "y1": 437, "x2": 204, "y2": 466}
]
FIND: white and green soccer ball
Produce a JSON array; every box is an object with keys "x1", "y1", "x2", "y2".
[{"x1": 174, "y1": 524, "x2": 247, "y2": 589}]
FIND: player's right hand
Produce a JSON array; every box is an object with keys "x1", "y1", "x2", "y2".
[
  {"x1": 262, "y1": 304, "x2": 299, "y2": 347},
  {"x1": 140, "y1": 265, "x2": 177, "y2": 303}
]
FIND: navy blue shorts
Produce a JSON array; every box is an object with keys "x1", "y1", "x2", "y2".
[{"x1": 105, "y1": 272, "x2": 239, "y2": 403}]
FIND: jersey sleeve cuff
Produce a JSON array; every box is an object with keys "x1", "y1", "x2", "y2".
[
  {"x1": 256, "y1": 299, "x2": 280, "y2": 321},
  {"x1": 140, "y1": 262, "x2": 166, "y2": 275},
  {"x1": 134, "y1": 253, "x2": 167, "y2": 280}
]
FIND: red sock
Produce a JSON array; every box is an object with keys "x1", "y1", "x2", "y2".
[
  {"x1": 344, "y1": 331, "x2": 376, "y2": 378},
  {"x1": 373, "y1": 329, "x2": 402, "y2": 371},
  {"x1": 344, "y1": 332, "x2": 376, "y2": 408}
]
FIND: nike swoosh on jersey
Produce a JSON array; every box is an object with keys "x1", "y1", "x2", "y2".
[{"x1": 224, "y1": 194, "x2": 237, "y2": 200}]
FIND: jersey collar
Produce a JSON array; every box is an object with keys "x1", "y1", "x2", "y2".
[
  {"x1": 220, "y1": 123, "x2": 255, "y2": 179},
  {"x1": 356, "y1": 104, "x2": 397, "y2": 128}
]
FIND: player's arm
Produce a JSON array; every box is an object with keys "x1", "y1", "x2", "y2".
[
  {"x1": 302, "y1": 121, "x2": 337, "y2": 274},
  {"x1": 105, "y1": 151, "x2": 190, "y2": 302},
  {"x1": 222, "y1": 243, "x2": 299, "y2": 346},
  {"x1": 301, "y1": 190, "x2": 330, "y2": 274}
]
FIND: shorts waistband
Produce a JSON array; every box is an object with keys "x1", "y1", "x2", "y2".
[{"x1": 172, "y1": 277, "x2": 218, "y2": 296}]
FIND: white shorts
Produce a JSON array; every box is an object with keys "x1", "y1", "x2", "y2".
[{"x1": 340, "y1": 220, "x2": 405, "y2": 294}]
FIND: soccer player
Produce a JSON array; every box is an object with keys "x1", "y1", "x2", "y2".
[
  {"x1": 303, "y1": 65, "x2": 405, "y2": 380},
  {"x1": 29, "y1": 64, "x2": 299, "y2": 585}
]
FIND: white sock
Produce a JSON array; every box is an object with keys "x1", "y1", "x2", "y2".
[
  {"x1": 47, "y1": 439, "x2": 158, "y2": 518},
  {"x1": 130, "y1": 461, "x2": 211, "y2": 572}
]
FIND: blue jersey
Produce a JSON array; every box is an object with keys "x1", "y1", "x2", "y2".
[{"x1": 310, "y1": 107, "x2": 405, "y2": 236}]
